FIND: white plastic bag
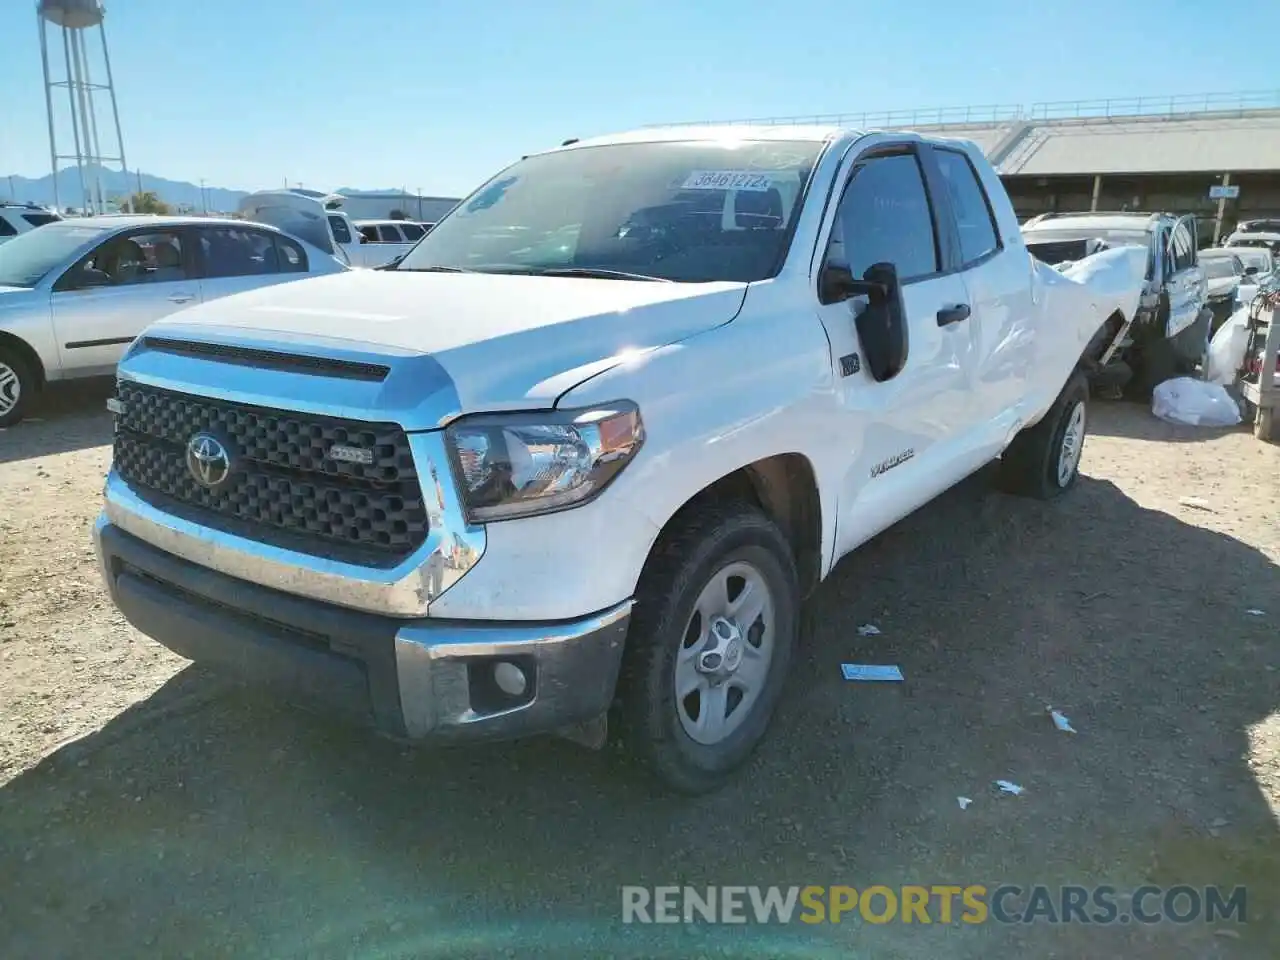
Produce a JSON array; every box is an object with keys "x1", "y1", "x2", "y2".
[
  {"x1": 1151, "y1": 377, "x2": 1242, "y2": 427},
  {"x1": 1205, "y1": 306, "x2": 1251, "y2": 385}
]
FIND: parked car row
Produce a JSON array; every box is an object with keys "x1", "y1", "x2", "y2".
[
  {"x1": 0, "y1": 201, "x2": 62, "y2": 245},
  {"x1": 0, "y1": 215, "x2": 345, "y2": 425},
  {"x1": 1022, "y1": 211, "x2": 1209, "y2": 395}
]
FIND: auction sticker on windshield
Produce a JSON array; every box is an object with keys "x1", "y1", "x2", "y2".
[{"x1": 682, "y1": 171, "x2": 777, "y2": 191}]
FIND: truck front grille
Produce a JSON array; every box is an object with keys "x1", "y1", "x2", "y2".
[{"x1": 112, "y1": 381, "x2": 429, "y2": 564}]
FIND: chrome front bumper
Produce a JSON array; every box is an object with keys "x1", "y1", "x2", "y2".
[
  {"x1": 95, "y1": 519, "x2": 632, "y2": 741},
  {"x1": 100, "y1": 429, "x2": 485, "y2": 618}
]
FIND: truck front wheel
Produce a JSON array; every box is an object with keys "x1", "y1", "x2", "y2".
[{"x1": 615, "y1": 501, "x2": 798, "y2": 794}]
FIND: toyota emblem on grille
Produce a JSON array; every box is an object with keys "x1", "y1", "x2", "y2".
[{"x1": 185, "y1": 433, "x2": 232, "y2": 489}]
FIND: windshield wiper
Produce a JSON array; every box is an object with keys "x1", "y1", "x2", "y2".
[
  {"x1": 534, "y1": 267, "x2": 672, "y2": 282},
  {"x1": 391, "y1": 264, "x2": 474, "y2": 273}
]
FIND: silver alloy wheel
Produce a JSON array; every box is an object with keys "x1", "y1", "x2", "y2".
[
  {"x1": 1057, "y1": 400, "x2": 1086, "y2": 487},
  {"x1": 0, "y1": 362, "x2": 19, "y2": 417},
  {"x1": 673, "y1": 559, "x2": 775, "y2": 746}
]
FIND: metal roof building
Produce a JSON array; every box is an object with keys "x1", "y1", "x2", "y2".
[{"x1": 664, "y1": 91, "x2": 1280, "y2": 244}]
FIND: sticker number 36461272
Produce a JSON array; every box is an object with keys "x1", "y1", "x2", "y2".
[{"x1": 681, "y1": 170, "x2": 775, "y2": 192}]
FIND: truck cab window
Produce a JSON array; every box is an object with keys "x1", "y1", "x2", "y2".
[
  {"x1": 1171, "y1": 224, "x2": 1194, "y2": 273},
  {"x1": 328, "y1": 215, "x2": 352, "y2": 246},
  {"x1": 935, "y1": 149, "x2": 999, "y2": 265},
  {"x1": 826, "y1": 153, "x2": 938, "y2": 283}
]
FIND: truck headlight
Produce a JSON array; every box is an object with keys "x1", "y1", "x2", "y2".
[{"x1": 445, "y1": 402, "x2": 644, "y2": 522}]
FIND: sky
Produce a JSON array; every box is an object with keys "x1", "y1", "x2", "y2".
[{"x1": 1, "y1": 0, "x2": 1277, "y2": 197}]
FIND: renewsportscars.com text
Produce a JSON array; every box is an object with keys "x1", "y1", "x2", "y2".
[{"x1": 621, "y1": 885, "x2": 1247, "y2": 926}]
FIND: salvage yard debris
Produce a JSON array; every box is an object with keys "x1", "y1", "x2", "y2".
[
  {"x1": 1049, "y1": 709, "x2": 1078, "y2": 734},
  {"x1": 995, "y1": 780, "x2": 1026, "y2": 796},
  {"x1": 856, "y1": 624, "x2": 882, "y2": 637},
  {"x1": 841, "y1": 664, "x2": 904, "y2": 682},
  {"x1": 1152, "y1": 378, "x2": 1242, "y2": 428}
]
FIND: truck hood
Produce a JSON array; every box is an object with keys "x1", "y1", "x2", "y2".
[{"x1": 135, "y1": 270, "x2": 747, "y2": 428}]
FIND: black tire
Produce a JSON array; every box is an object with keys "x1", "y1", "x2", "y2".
[
  {"x1": 614, "y1": 500, "x2": 798, "y2": 795},
  {"x1": 0, "y1": 348, "x2": 35, "y2": 428},
  {"x1": 1129, "y1": 338, "x2": 1181, "y2": 399},
  {"x1": 999, "y1": 371, "x2": 1089, "y2": 499}
]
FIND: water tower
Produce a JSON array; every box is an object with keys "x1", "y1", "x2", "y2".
[{"x1": 37, "y1": 0, "x2": 128, "y2": 214}]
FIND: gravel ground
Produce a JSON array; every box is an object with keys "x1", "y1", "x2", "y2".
[{"x1": 1, "y1": 379, "x2": 1277, "y2": 959}]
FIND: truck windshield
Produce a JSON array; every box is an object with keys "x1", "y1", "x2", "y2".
[
  {"x1": 1025, "y1": 239, "x2": 1096, "y2": 264},
  {"x1": 0, "y1": 222, "x2": 111, "y2": 288},
  {"x1": 1199, "y1": 256, "x2": 1240, "y2": 280},
  {"x1": 396, "y1": 140, "x2": 825, "y2": 283}
]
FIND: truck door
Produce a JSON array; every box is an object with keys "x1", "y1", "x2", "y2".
[
  {"x1": 812, "y1": 142, "x2": 978, "y2": 557},
  {"x1": 928, "y1": 146, "x2": 1034, "y2": 429},
  {"x1": 1164, "y1": 215, "x2": 1206, "y2": 339},
  {"x1": 50, "y1": 226, "x2": 201, "y2": 377},
  {"x1": 327, "y1": 214, "x2": 360, "y2": 266}
]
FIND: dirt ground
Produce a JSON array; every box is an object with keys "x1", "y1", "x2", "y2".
[{"x1": 1, "y1": 379, "x2": 1277, "y2": 960}]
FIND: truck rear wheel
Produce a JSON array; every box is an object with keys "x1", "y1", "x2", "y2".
[
  {"x1": 999, "y1": 371, "x2": 1090, "y2": 499},
  {"x1": 615, "y1": 500, "x2": 798, "y2": 794}
]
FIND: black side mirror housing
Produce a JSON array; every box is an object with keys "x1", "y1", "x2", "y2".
[
  {"x1": 819, "y1": 261, "x2": 909, "y2": 382},
  {"x1": 1244, "y1": 265, "x2": 1259, "y2": 276}
]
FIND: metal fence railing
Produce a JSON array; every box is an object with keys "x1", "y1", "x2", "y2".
[
  {"x1": 655, "y1": 90, "x2": 1280, "y2": 131},
  {"x1": 1028, "y1": 90, "x2": 1280, "y2": 121},
  {"x1": 653, "y1": 104, "x2": 1024, "y2": 129}
]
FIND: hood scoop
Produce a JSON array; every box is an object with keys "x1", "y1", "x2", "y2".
[{"x1": 140, "y1": 336, "x2": 390, "y2": 382}]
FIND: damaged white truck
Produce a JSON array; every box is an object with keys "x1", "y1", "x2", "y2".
[{"x1": 94, "y1": 126, "x2": 1145, "y2": 793}]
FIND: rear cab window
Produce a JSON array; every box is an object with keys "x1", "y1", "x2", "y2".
[
  {"x1": 933, "y1": 149, "x2": 1000, "y2": 266},
  {"x1": 328, "y1": 215, "x2": 353, "y2": 245}
]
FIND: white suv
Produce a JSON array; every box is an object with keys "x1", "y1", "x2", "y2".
[{"x1": 0, "y1": 203, "x2": 62, "y2": 245}]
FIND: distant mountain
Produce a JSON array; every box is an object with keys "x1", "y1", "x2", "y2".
[
  {"x1": 2, "y1": 165, "x2": 247, "y2": 213},
  {"x1": 3, "y1": 168, "x2": 456, "y2": 215}
]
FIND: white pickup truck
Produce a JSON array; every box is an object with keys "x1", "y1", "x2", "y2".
[
  {"x1": 237, "y1": 190, "x2": 416, "y2": 269},
  {"x1": 94, "y1": 126, "x2": 1145, "y2": 793}
]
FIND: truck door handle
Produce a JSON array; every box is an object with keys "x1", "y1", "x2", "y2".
[
  {"x1": 168, "y1": 293, "x2": 195, "y2": 304},
  {"x1": 937, "y1": 304, "x2": 971, "y2": 326}
]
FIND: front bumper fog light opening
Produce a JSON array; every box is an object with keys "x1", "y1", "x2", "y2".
[{"x1": 467, "y1": 656, "x2": 536, "y2": 714}]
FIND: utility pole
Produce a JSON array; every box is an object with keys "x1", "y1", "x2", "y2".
[
  {"x1": 6, "y1": 175, "x2": 14, "y2": 202},
  {"x1": 200, "y1": 178, "x2": 207, "y2": 215}
]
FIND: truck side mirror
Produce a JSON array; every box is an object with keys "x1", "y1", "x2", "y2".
[
  {"x1": 1245, "y1": 265, "x2": 1259, "y2": 276},
  {"x1": 819, "y1": 261, "x2": 909, "y2": 382}
]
